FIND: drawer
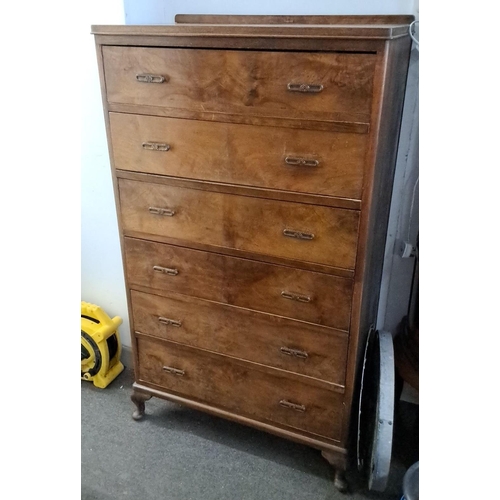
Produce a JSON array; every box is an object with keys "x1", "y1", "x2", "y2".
[
  {"x1": 131, "y1": 290, "x2": 349, "y2": 387},
  {"x1": 124, "y1": 238, "x2": 352, "y2": 331},
  {"x1": 103, "y1": 46, "x2": 375, "y2": 122},
  {"x1": 118, "y1": 178, "x2": 359, "y2": 270},
  {"x1": 110, "y1": 113, "x2": 367, "y2": 200},
  {"x1": 137, "y1": 336, "x2": 344, "y2": 440}
]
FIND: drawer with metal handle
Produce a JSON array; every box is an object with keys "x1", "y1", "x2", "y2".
[
  {"x1": 136, "y1": 335, "x2": 344, "y2": 440},
  {"x1": 118, "y1": 178, "x2": 360, "y2": 270},
  {"x1": 109, "y1": 112, "x2": 367, "y2": 200},
  {"x1": 131, "y1": 290, "x2": 349, "y2": 387},
  {"x1": 103, "y1": 46, "x2": 376, "y2": 126},
  {"x1": 124, "y1": 237, "x2": 353, "y2": 331}
]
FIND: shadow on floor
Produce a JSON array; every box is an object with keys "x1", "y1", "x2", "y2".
[{"x1": 82, "y1": 368, "x2": 418, "y2": 500}]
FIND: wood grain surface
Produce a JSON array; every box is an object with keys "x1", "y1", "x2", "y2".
[
  {"x1": 92, "y1": 21, "x2": 412, "y2": 41},
  {"x1": 92, "y1": 16, "x2": 414, "y2": 461},
  {"x1": 131, "y1": 289, "x2": 349, "y2": 387},
  {"x1": 110, "y1": 112, "x2": 367, "y2": 199},
  {"x1": 103, "y1": 46, "x2": 375, "y2": 123},
  {"x1": 174, "y1": 14, "x2": 415, "y2": 26},
  {"x1": 137, "y1": 335, "x2": 344, "y2": 440},
  {"x1": 124, "y1": 237, "x2": 353, "y2": 331},
  {"x1": 118, "y1": 178, "x2": 360, "y2": 269}
]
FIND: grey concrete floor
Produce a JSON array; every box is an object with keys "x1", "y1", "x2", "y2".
[{"x1": 82, "y1": 367, "x2": 418, "y2": 500}]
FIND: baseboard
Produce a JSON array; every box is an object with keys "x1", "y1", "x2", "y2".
[{"x1": 121, "y1": 344, "x2": 134, "y2": 371}]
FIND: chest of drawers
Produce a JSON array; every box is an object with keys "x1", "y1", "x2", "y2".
[{"x1": 92, "y1": 14, "x2": 413, "y2": 491}]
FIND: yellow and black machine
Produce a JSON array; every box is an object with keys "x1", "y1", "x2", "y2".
[{"x1": 81, "y1": 301, "x2": 124, "y2": 388}]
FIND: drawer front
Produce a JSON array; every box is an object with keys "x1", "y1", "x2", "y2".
[
  {"x1": 124, "y1": 238, "x2": 352, "y2": 331},
  {"x1": 137, "y1": 336, "x2": 344, "y2": 440},
  {"x1": 110, "y1": 113, "x2": 367, "y2": 200},
  {"x1": 103, "y1": 46, "x2": 375, "y2": 122},
  {"x1": 118, "y1": 178, "x2": 359, "y2": 270},
  {"x1": 131, "y1": 290, "x2": 349, "y2": 386}
]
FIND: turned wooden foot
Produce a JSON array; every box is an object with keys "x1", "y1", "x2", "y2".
[
  {"x1": 333, "y1": 469, "x2": 348, "y2": 493},
  {"x1": 131, "y1": 390, "x2": 152, "y2": 420},
  {"x1": 321, "y1": 450, "x2": 349, "y2": 493}
]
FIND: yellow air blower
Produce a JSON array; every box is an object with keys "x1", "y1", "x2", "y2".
[{"x1": 81, "y1": 301, "x2": 124, "y2": 388}]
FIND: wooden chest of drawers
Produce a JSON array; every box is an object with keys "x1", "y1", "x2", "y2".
[{"x1": 93, "y1": 14, "x2": 413, "y2": 491}]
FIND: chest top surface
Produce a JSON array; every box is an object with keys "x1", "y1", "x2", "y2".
[{"x1": 92, "y1": 14, "x2": 414, "y2": 43}]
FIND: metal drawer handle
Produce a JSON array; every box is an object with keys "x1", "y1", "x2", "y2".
[
  {"x1": 285, "y1": 156, "x2": 319, "y2": 167},
  {"x1": 279, "y1": 400, "x2": 306, "y2": 412},
  {"x1": 136, "y1": 74, "x2": 166, "y2": 84},
  {"x1": 153, "y1": 265, "x2": 179, "y2": 276},
  {"x1": 283, "y1": 229, "x2": 315, "y2": 241},
  {"x1": 280, "y1": 347, "x2": 308, "y2": 359},
  {"x1": 149, "y1": 207, "x2": 175, "y2": 217},
  {"x1": 142, "y1": 142, "x2": 170, "y2": 151},
  {"x1": 287, "y1": 83, "x2": 323, "y2": 93},
  {"x1": 158, "y1": 317, "x2": 182, "y2": 328},
  {"x1": 281, "y1": 291, "x2": 312, "y2": 303},
  {"x1": 162, "y1": 366, "x2": 185, "y2": 376}
]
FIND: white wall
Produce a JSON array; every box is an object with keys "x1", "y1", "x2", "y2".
[
  {"x1": 82, "y1": 1, "x2": 419, "y2": 348},
  {"x1": 81, "y1": 2, "x2": 129, "y2": 343},
  {"x1": 123, "y1": 0, "x2": 417, "y2": 24}
]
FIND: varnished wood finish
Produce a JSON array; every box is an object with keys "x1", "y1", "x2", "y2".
[
  {"x1": 133, "y1": 382, "x2": 346, "y2": 452},
  {"x1": 92, "y1": 21, "x2": 411, "y2": 40},
  {"x1": 137, "y1": 333, "x2": 340, "y2": 395},
  {"x1": 108, "y1": 103, "x2": 369, "y2": 135},
  {"x1": 124, "y1": 237, "x2": 353, "y2": 331},
  {"x1": 137, "y1": 335, "x2": 344, "y2": 440},
  {"x1": 95, "y1": 34, "x2": 386, "y2": 58},
  {"x1": 341, "y1": 36, "x2": 413, "y2": 446},
  {"x1": 174, "y1": 14, "x2": 416, "y2": 26},
  {"x1": 103, "y1": 46, "x2": 375, "y2": 124},
  {"x1": 118, "y1": 178, "x2": 360, "y2": 270},
  {"x1": 110, "y1": 112, "x2": 368, "y2": 199},
  {"x1": 322, "y1": 450, "x2": 349, "y2": 491},
  {"x1": 131, "y1": 389, "x2": 152, "y2": 420},
  {"x1": 93, "y1": 16, "x2": 414, "y2": 477},
  {"x1": 131, "y1": 289, "x2": 349, "y2": 387},
  {"x1": 116, "y1": 170, "x2": 362, "y2": 212},
  {"x1": 124, "y1": 229, "x2": 355, "y2": 278}
]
